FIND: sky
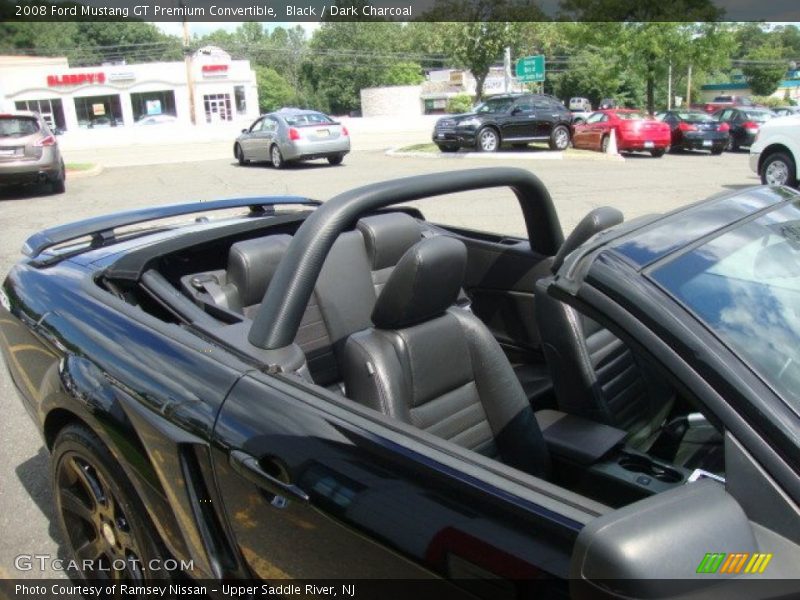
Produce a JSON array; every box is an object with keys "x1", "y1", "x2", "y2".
[{"x1": 154, "y1": 22, "x2": 320, "y2": 38}]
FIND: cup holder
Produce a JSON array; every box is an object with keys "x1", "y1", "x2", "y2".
[{"x1": 619, "y1": 454, "x2": 683, "y2": 483}]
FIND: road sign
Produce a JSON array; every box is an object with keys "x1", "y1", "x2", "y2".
[{"x1": 516, "y1": 55, "x2": 545, "y2": 83}]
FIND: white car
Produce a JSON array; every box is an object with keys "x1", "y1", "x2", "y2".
[{"x1": 750, "y1": 115, "x2": 800, "y2": 187}]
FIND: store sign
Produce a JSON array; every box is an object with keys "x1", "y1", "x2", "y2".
[
  {"x1": 201, "y1": 64, "x2": 229, "y2": 78},
  {"x1": 47, "y1": 72, "x2": 106, "y2": 86},
  {"x1": 92, "y1": 104, "x2": 106, "y2": 116},
  {"x1": 146, "y1": 100, "x2": 162, "y2": 115}
]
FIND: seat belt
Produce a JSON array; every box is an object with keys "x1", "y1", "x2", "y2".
[{"x1": 190, "y1": 274, "x2": 229, "y2": 309}]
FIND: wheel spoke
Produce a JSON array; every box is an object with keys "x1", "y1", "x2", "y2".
[
  {"x1": 75, "y1": 536, "x2": 105, "y2": 565},
  {"x1": 69, "y1": 457, "x2": 106, "y2": 508},
  {"x1": 60, "y1": 487, "x2": 94, "y2": 523}
]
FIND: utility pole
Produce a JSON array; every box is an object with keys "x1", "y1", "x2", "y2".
[
  {"x1": 504, "y1": 47, "x2": 511, "y2": 93},
  {"x1": 182, "y1": 11, "x2": 196, "y2": 125},
  {"x1": 686, "y1": 64, "x2": 693, "y2": 108},
  {"x1": 667, "y1": 61, "x2": 672, "y2": 110}
]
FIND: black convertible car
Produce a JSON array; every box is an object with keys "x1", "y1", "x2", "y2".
[{"x1": 1, "y1": 168, "x2": 799, "y2": 599}]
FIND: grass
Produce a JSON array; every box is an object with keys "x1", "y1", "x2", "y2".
[{"x1": 65, "y1": 162, "x2": 96, "y2": 171}]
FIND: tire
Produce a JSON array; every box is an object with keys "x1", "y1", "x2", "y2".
[
  {"x1": 436, "y1": 144, "x2": 459, "y2": 153},
  {"x1": 710, "y1": 146, "x2": 724, "y2": 156},
  {"x1": 51, "y1": 424, "x2": 169, "y2": 586},
  {"x1": 549, "y1": 125, "x2": 571, "y2": 151},
  {"x1": 651, "y1": 148, "x2": 666, "y2": 158},
  {"x1": 600, "y1": 135, "x2": 610, "y2": 153},
  {"x1": 761, "y1": 152, "x2": 797, "y2": 187},
  {"x1": 476, "y1": 127, "x2": 500, "y2": 152},
  {"x1": 726, "y1": 137, "x2": 739, "y2": 152},
  {"x1": 327, "y1": 154, "x2": 344, "y2": 166},
  {"x1": 52, "y1": 162, "x2": 66, "y2": 194},
  {"x1": 234, "y1": 143, "x2": 248, "y2": 166},
  {"x1": 270, "y1": 144, "x2": 285, "y2": 169}
]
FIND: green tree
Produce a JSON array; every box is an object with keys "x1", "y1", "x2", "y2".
[
  {"x1": 551, "y1": 46, "x2": 645, "y2": 108},
  {"x1": 382, "y1": 62, "x2": 424, "y2": 86},
  {"x1": 742, "y1": 43, "x2": 789, "y2": 96},
  {"x1": 255, "y1": 66, "x2": 296, "y2": 112}
]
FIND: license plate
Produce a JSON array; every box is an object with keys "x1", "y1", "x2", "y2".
[
  {"x1": 437, "y1": 133, "x2": 445, "y2": 138},
  {"x1": 316, "y1": 129, "x2": 330, "y2": 137},
  {"x1": 703, "y1": 140, "x2": 712, "y2": 147},
  {"x1": 0, "y1": 149, "x2": 16, "y2": 156},
  {"x1": 644, "y1": 141, "x2": 654, "y2": 148}
]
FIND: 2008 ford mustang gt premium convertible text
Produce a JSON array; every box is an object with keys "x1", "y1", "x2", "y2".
[{"x1": 1, "y1": 168, "x2": 799, "y2": 599}]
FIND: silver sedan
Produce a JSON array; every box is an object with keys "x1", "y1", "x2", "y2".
[{"x1": 234, "y1": 108, "x2": 350, "y2": 169}]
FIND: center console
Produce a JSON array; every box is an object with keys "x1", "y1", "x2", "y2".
[{"x1": 535, "y1": 409, "x2": 693, "y2": 507}]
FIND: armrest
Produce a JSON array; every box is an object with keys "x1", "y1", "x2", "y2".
[{"x1": 535, "y1": 409, "x2": 626, "y2": 465}]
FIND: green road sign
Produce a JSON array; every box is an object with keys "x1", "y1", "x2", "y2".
[{"x1": 516, "y1": 55, "x2": 545, "y2": 82}]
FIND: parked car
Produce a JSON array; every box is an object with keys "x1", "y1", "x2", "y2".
[
  {"x1": 88, "y1": 116, "x2": 117, "y2": 128},
  {"x1": 713, "y1": 107, "x2": 776, "y2": 151},
  {"x1": 234, "y1": 108, "x2": 350, "y2": 168},
  {"x1": 750, "y1": 113, "x2": 800, "y2": 187},
  {"x1": 568, "y1": 97, "x2": 592, "y2": 112},
  {"x1": 570, "y1": 108, "x2": 593, "y2": 125},
  {"x1": 773, "y1": 106, "x2": 800, "y2": 117},
  {"x1": 702, "y1": 94, "x2": 754, "y2": 113},
  {"x1": 431, "y1": 93, "x2": 572, "y2": 152},
  {"x1": 572, "y1": 109, "x2": 672, "y2": 157},
  {"x1": 0, "y1": 110, "x2": 65, "y2": 194},
  {"x1": 3, "y1": 168, "x2": 799, "y2": 596},
  {"x1": 134, "y1": 114, "x2": 179, "y2": 126},
  {"x1": 660, "y1": 110, "x2": 729, "y2": 154},
  {"x1": 598, "y1": 98, "x2": 617, "y2": 110}
]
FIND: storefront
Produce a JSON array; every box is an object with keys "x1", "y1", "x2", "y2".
[{"x1": 0, "y1": 47, "x2": 259, "y2": 131}]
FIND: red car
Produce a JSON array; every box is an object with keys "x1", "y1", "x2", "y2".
[{"x1": 572, "y1": 110, "x2": 672, "y2": 157}]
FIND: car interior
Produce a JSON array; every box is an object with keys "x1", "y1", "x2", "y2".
[{"x1": 99, "y1": 205, "x2": 724, "y2": 509}]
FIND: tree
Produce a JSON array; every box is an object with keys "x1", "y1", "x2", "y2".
[
  {"x1": 551, "y1": 46, "x2": 645, "y2": 108},
  {"x1": 255, "y1": 66, "x2": 296, "y2": 112},
  {"x1": 382, "y1": 62, "x2": 424, "y2": 86},
  {"x1": 742, "y1": 43, "x2": 788, "y2": 96}
]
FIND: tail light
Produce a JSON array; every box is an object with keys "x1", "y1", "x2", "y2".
[
  {"x1": 678, "y1": 122, "x2": 697, "y2": 132},
  {"x1": 342, "y1": 125, "x2": 349, "y2": 136},
  {"x1": 705, "y1": 104, "x2": 714, "y2": 112},
  {"x1": 742, "y1": 121, "x2": 759, "y2": 134},
  {"x1": 288, "y1": 127, "x2": 301, "y2": 141},
  {"x1": 718, "y1": 122, "x2": 730, "y2": 132},
  {"x1": 34, "y1": 135, "x2": 56, "y2": 147}
]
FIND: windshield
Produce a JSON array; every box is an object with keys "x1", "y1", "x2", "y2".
[
  {"x1": 0, "y1": 116, "x2": 39, "y2": 137},
  {"x1": 475, "y1": 98, "x2": 515, "y2": 114},
  {"x1": 677, "y1": 111, "x2": 715, "y2": 122},
  {"x1": 744, "y1": 111, "x2": 774, "y2": 123},
  {"x1": 616, "y1": 112, "x2": 647, "y2": 120},
  {"x1": 651, "y1": 201, "x2": 800, "y2": 410},
  {"x1": 283, "y1": 113, "x2": 333, "y2": 126}
]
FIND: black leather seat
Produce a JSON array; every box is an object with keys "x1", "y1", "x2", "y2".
[
  {"x1": 356, "y1": 212, "x2": 423, "y2": 295},
  {"x1": 342, "y1": 236, "x2": 551, "y2": 479}
]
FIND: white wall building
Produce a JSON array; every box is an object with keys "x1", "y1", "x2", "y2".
[{"x1": 0, "y1": 47, "x2": 259, "y2": 131}]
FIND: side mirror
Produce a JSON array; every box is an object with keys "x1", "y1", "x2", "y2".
[
  {"x1": 511, "y1": 107, "x2": 523, "y2": 115},
  {"x1": 53, "y1": 127, "x2": 64, "y2": 136},
  {"x1": 241, "y1": 128, "x2": 248, "y2": 134}
]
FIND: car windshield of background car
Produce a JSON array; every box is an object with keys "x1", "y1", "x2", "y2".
[
  {"x1": 617, "y1": 112, "x2": 648, "y2": 120},
  {"x1": 651, "y1": 202, "x2": 800, "y2": 410},
  {"x1": 678, "y1": 112, "x2": 716, "y2": 122},
  {"x1": 0, "y1": 117, "x2": 39, "y2": 137}
]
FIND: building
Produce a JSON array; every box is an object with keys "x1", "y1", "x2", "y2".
[
  {"x1": 0, "y1": 47, "x2": 259, "y2": 131},
  {"x1": 699, "y1": 71, "x2": 800, "y2": 103},
  {"x1": 421, "y1": 68, "x2": 525, "y2": 114}
]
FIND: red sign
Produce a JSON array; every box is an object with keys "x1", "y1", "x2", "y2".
[
  {"x1": 47, "y1": 72, "x2": 106, "y2": 86},
  {"x1": 201, "y1": 64, "x2": 228, "y2": 73}
]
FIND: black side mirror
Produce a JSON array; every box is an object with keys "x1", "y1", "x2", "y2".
[
  {"x1": 241, "y1": 128, "x2": 248, "y2": 133},
  {"x1": 53, "y1": 128, "x2": 64, "y2": 136},
  {"x1": 511, "y1": 107, "x2": 523, "y2": 115}
]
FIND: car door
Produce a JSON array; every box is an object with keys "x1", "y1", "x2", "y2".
[
  {"x1": 240, "y1": 118, "x2": 264, "y2": 159},
  {"x1": 531, "y1": 98, "x2": 560, "y2": 138},
  {"x1": 573, "y1": 112, "x2": 608, "y2": 150},
  {"x1": 662, "y1": 112, "x2": 680, "y2": 144},
  {"x1": 212, "y1": 371, "x2": 597, "y2": 595},
  {"x1": 500, "y1": 98, "x2": 536, "y2": 140}
]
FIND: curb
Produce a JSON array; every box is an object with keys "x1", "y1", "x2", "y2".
[
  {"x1": 66, "y1": 164, "x2": 103, "y2": 179},
  {"x1": 386, "y1": 147, "x2": 625, "y2": 162}
]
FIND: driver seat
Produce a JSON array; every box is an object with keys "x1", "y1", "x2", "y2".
[{"x1": 341, "y1": 235, "x2": 551, "y2": 479}]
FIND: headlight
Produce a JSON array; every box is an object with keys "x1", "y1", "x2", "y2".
[{"x1": 459, "y1": 117, "x2": 481, "y2": 128}]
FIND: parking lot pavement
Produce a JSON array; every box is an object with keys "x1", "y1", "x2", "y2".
[{"x1": 0, "y1": 144, "x2": 758, "y2": 578}]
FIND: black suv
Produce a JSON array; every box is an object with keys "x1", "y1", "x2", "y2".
[{"x1": 432, "y1": 93, "x2": 572, "y2": 152}]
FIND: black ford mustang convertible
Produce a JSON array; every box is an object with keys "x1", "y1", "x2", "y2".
[{"x1": 1, "y1": 168, "x2": 799, "y2": 599}]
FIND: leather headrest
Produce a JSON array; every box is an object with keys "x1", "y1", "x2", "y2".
[
  {"x1": 357, "y1": 212, "x2": 423, "y2": 270},
  {"x1": 552, "y1": 207, "x2": 623, "y2": 273},
  {"x1": 228, "y1": 234, "x2": 291, "y2": 307},
  {"x1": 372, "y1": 236, "x2": 466, "y2": 330}
]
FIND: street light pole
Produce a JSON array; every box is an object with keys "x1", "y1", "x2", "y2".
[{"x1": 182, "y1": 11, "x2": 196, "y2": 125}]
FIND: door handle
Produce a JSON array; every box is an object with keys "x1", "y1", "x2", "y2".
[{"x1": 229, "y1": 450, "x2": 309, "y2": 506}]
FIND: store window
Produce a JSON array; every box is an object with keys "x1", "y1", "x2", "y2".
[
  {"x1": 130, "y1": 90, "x2": 177, "y2": 123},
  {"x1": 234, "y1": 86, "x2": 247, "y2": 115},
  {"x1": 15, "y1": 98, "x2": 66, "y2": 131},
  {"x1": 203, "y1": 93, "x2": 232, "y2": 123},
  {"x1": 74, "y1": 95, "x2": 123, "y2": 128}
]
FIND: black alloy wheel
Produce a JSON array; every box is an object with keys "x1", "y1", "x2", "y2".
[{"x1": 52, "y1": 425, "x2": 167, "y2": 589}]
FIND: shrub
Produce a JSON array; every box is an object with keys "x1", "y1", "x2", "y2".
[
  {"x1": 446, "y1": 94, "x2": 474, "y2": 114},
  {"x1": 751, "y1": 95, "x2": 791, "y2": 108}
]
